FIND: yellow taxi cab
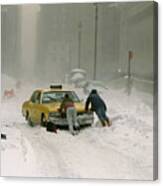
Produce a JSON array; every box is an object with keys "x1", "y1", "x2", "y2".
[{"x1": 22, "y1": 85, "x2": 94, "y2": 127}]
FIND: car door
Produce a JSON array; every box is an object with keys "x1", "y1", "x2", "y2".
[
  {"x1": 30, "y1": 91, "x2": 41, "y2": 123},
  {"x1": 33, "y1": 91, "x2": 42, "y2": 124}
]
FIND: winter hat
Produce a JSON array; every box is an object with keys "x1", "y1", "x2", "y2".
[
  {"x1": 91, "y1": 89, "x2": 97, "y2": 94},
  {"x1": 65, "y1": 94, "x2": 69, "y2": 98}
]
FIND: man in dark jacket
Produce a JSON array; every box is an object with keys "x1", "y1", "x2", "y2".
[
  {"x1": 85, "y1": 89, "x2": 111, "y2": 127},
  {"x1": 60, "y1": 94, "x2": 80, "y2": 135}
]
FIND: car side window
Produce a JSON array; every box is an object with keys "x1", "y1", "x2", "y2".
[
  {"x1": 30, "y1": 92, "x2": 36, "y2": 103},
  {"x1": 35, "y1": 92, "x2": 41, "y2": 104},
  {"x1": 30, "y1": 91, "x2": 41, "y2": 104}
]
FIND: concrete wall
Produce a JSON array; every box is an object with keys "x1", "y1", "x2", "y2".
[
  {"x1": 37, "y1": 4, "x2": 95, "y2": 83},
  {"x1": 36, "y1": 2, "x2": 154, "y2": 83},
  {"x1": 20, "y1": 5, "x2": 40, "y2": 81},
  {"x1": 118, "y1": 2, "x2": 154, "y2": 81},
  {"x1": 1, "y1": 6, "x2": 21, "y2": 79},
  {"x1": 96, "y1": 3, "x2": 121, "y2": 81}
]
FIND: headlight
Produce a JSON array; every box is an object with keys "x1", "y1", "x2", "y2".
[{"x1": 49, "y1": 112, "x2": 61, "y2": 117}]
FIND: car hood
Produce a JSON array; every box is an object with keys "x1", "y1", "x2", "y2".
[{"x1": 44, "y1": 102, "x2": 85, "y2": 113}]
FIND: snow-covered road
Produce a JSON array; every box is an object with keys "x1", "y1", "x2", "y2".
[
  {"x1": 1, "y1": 120, "x2": 153, "y2": 179},
  {"x1": 1, "y1": 79, "x2": 154, "y2": 180}
]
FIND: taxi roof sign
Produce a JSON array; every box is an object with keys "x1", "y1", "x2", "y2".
[{"x1": 50, "y1": 85, "x2": 62, "y2": 89}]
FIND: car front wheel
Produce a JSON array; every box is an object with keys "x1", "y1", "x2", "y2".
[
  {"x1": 41, "y1": 114, "x2": 47, "y2": 127},
  {"x1": 27, "y1": 117, "x2": 34, "y2": 127}
]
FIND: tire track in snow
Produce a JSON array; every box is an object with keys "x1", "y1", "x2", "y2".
[
  {"x1": 20, "y1": 134, "x2": 28, "y2": 162},
  {"x1": 78, "y1": 127, "x2": 153, "y2": 180},
  {"x1": 15, "y1": 122, "x2": 152, "y2": 179},
  {"x1": 16, "y1": 123, "x2": 78, "y2": 177}
]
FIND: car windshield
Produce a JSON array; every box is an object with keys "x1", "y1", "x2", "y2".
[{"x1": 42, "y1": 91, "x2": 80, "y2": 104}]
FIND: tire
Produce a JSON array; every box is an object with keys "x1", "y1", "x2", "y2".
[
  {"x1": 25, "y1": 111, "x2": 29, "y2": 121},
  {"x1": 26, "y1": 111, "x2": 34, "y2": 127},
  {"x1": 27, "y1": 117, "x2": 34, "y2": 127},
  {"x1": 41, "y1": 114, "x2": 47, "y2": 127}
]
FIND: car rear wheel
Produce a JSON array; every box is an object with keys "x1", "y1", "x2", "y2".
[{"x1": 25, "y1": 111, "x2": 29, "y2": 121}]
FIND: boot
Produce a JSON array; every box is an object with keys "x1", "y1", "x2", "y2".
[
  {"x1": 74, "y1": 125, "x2": 80, "y2": 132},
  {"x1": 53, "y1": 126, "x2": 57, "y2": 133},
  {"x1": 106, "y1": 119, "x2": 112, "y2": 127},
  {"x1": 101, "y1": 120, "x2": 106, "y2": 127},
  {"x1": 71, "y1": 130, "x2": 78, "y2": 136}
]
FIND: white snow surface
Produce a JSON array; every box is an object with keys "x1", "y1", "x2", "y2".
[{"x1": 1, "y1": 75, "x2": 154, "y2": 180}]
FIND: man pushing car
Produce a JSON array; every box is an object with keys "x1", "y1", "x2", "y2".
[
  {"x1": 60, "y1": 94, "x2": 80, "y2": 135},
  {"x1": 85, "y1": 89, "x2": 111, "y2": 127}
]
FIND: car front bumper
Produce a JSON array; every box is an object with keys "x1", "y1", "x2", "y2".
[{"x1": 48, "y1": 113, "x2": 94, "y2": 126}]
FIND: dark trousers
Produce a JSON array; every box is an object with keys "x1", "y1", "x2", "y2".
[{"x1": 95, "y1": 107, "x2": 109, "y2": 124}]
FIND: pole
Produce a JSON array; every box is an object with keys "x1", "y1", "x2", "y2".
[
  {"x1": 78, "y1": 22, "x2": 82, "y2": 69},
  {"x1": 93, "y1": 3, "x2": 98, "y2": 80},
  {"x1": 127, "y1": 50, "x2": 133, "y2": 95}
]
